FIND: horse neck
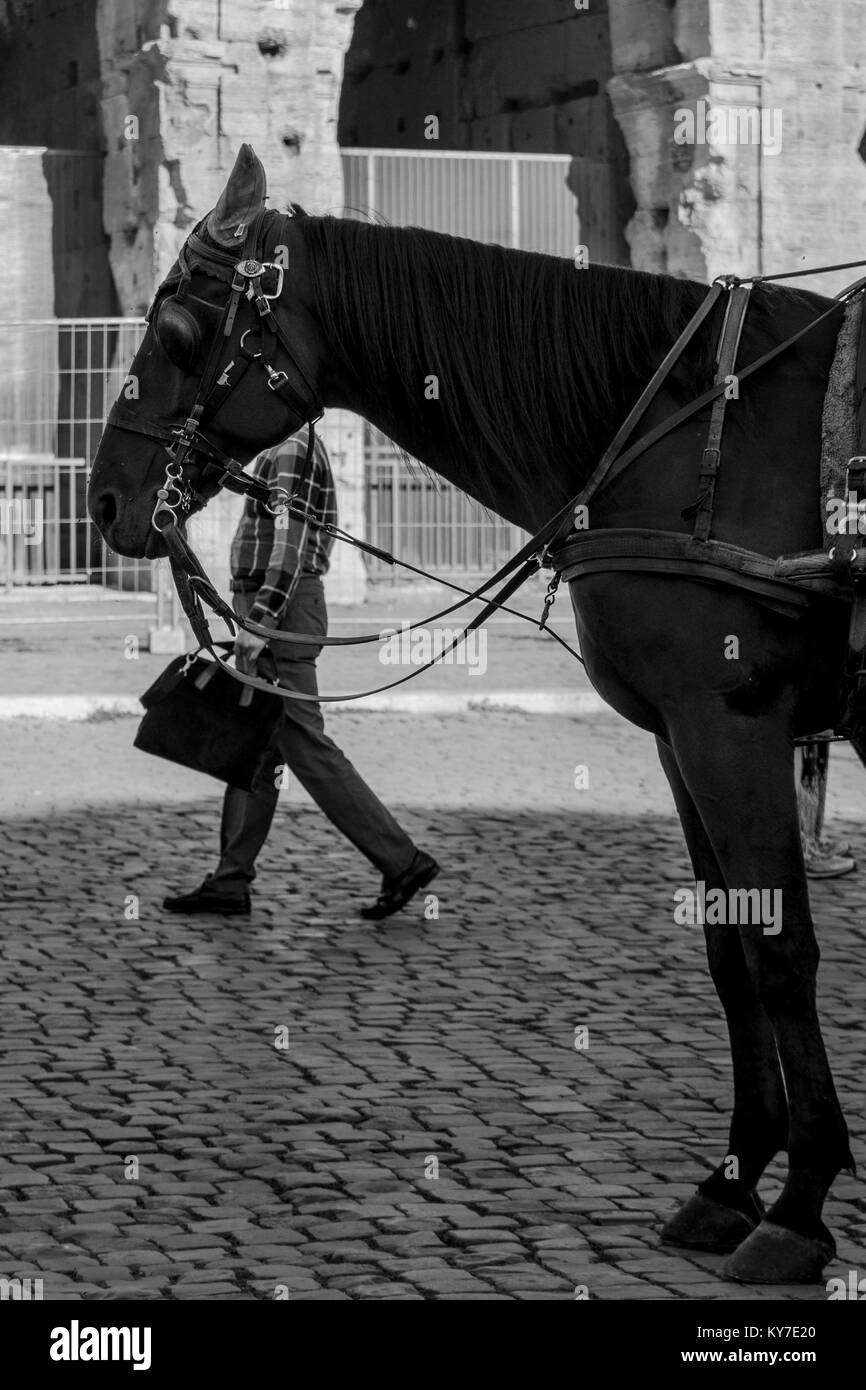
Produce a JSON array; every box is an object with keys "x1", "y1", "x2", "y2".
[{"x1": 303, "y1": 218, "x2": 698, "y2": 533}]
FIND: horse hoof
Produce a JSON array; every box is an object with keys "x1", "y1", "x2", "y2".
[
  {"x1": 723, "y1": 1221, "x2": 835, "y2": 1284},
  {"x1": 660, "y1": 1191, "x2": 761, "y2": 1254}
]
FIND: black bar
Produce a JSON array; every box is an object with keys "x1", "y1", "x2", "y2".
[{"x1": 4, "y1": 1295, "x2": 864, "y2": 1379}]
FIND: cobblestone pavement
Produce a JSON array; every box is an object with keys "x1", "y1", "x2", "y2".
[{"x1": 1, "y1": 711, "x2": 864, "y2": 1300}]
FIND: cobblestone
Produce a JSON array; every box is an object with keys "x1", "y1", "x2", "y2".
[{"x1": 1, "y1": 712, "x2": 864, "y2": 1299}]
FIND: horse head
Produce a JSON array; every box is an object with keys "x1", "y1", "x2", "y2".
[{"x1": 88, "y1": 144, "x2": 327, "y2": 559}]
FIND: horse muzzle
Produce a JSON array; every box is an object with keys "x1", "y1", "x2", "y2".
[{"x1": 88, "y1": 439, "x2": 175, "y2": 559}]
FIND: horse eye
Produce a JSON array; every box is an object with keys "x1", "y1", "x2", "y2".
[{"x1": 154, "y1": 300, "x2": 202, "y2": 371}]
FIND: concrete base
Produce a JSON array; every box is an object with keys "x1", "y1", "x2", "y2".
[{"x1": 148, "y1": 625, "x2": 187, "y2": 655}]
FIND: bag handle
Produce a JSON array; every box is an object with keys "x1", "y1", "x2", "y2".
[{"x1": 189, "y1": 641, "x2": 276, "y2": 708}]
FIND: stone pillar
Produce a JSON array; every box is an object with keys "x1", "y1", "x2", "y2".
[
  {"x1": 320, "y1": 410, "x2": 367, "y2": 605},
  {"x1": 95, "y1": 0, "x2": 367, "y2": 603},
  {"x1": 0, "y1": 148, "x2": 55, "y2": 326},
  {"x1": 0, "y1": 149, "x2": 56, "y2": 589},
  {"x1": 606, "y1": 0, "x2": 866, "y2": 296},
  {"x1": 96, "y1": 1, "x2": 362, "y2": 305}
]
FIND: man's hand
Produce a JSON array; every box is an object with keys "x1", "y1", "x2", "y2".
[{"x1": 234, "y1": 628, "x2": 268, "y2": 674}]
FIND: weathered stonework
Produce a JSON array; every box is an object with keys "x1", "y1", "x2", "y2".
[
  {"x1": 94, "y1": 0, "x2": 366, "y2": 603},
  {"x1": 0, "y1": 0, "x2": 118, "y2": 316},
  {"x1": 340, "y1": 0, "x2": 634, "y2": 266},
  {"x1": 607, "y1": 0, "x2": 866, "y2": 294},
  {"x1": 96, "y1": 1, "x2": 361, "y2": 310}
]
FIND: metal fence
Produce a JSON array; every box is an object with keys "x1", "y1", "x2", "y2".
[
  {"x1": 342, "y1": 148, "x2": 580, "y2": 574},
  {"x1": 0, "y1": 318, "x2": 151, "y2": 591},
  {"x1": 1, "y1": 152, "x2": 588, "y2": 590},
  {"x1": 0, "y1": 148, "x2": 593, "y2": 591},
  {"x1": 341, "y1": 147, "x2": 578, "y2": 255},
  {"x1": 365, "y1": 430, "x2": 523, "y2": 577},
  {"x1": 1, "y1": 317, "x2": 525, "y2": 591},
  {"x1": 1, "y1": 151, "x2": 584, "y2": 591}
]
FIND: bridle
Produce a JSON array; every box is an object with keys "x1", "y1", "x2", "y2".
[{"x1": 106, "y1": 207, "x2": 323, "y2": 535}]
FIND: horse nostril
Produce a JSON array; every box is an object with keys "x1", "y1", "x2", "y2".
[{"x1": 94, "y1": 491, "x2": 118, "y2": 531}]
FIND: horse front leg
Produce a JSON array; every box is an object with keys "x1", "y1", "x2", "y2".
[
  {"x1": 668, "y1": 708, "x2": 854, "y2": 1283},
  {"x1": 655, "y1": 739, "x2": 788, "y2": 1253}
]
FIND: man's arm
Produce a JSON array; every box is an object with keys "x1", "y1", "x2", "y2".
[{"x1": 248, "y1": 433, "x2": 315, "y2": 631}]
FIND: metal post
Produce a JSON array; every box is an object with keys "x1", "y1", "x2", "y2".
[
  {"x1": 4, "y1": 454, "x2": 13, "y2": 592},
  {"x1": 149, "y1": 558, "x2": 186, "y2": 653},
  {"x1": 156, "y1": 559, "x2": 166, "y2": 628},
  {"x1": 510, "y1": 156, "x2": 520, "y2": 250},
  {"x1": 367, "y1": 152, "x2": 375, "y2": 224}
]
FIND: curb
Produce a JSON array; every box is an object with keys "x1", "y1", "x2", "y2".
[{"x1": 0, "y1": 690, "x2": 611, "y2": 721}]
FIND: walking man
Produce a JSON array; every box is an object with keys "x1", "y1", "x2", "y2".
[{"x1": 164, "y1": 424, "x2": 439, "y2": 918}]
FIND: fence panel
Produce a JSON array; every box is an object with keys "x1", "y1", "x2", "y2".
[
  {"x1": 1, "y1": 316, "x2": 522, "y2": 590},
  {"x1": 0, "y1": 318, "x2": 151, "y2": 590},
  {"x1": 364, "y1": 427, "x2": 524, "y2": 579},
  {"x1": 2, "y1": 151, "x2": 583, "y2": 591},
  {"x1": 342, "y1": 148, "x2": 577, "y2": 575},
  {"x1": 342, "y1": 147, "x2": 576, "y2": 252}
]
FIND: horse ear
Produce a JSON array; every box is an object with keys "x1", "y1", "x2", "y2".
[{"x1": 205, "y1": 144, "x2": 268, "y2": 247}]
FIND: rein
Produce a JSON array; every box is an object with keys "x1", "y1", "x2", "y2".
[{"x1": 122, "y1": 222, "x2": 866, "y2": 703}]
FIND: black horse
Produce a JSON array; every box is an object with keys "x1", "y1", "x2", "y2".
[{"x1": 89, "y1": 145, "x2": 858, "y2": 1283}]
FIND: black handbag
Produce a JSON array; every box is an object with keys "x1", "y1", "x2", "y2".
[{"x1": 134, "y1": 646, "x2": 284, "y2": 793}]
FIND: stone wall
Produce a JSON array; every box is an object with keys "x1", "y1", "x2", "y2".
[
  {"x1": 0, "y1": 150, "x2": 56, "y2": 470},
  {"x1": 94, "y1": 0, "x2": 366, "y2": 602},
  {"x1": 607, "y1": 0, "x2": 866, "y2": 295},
  {"x1": 0, "y1": 150, "x2": 55, "y2": 324},
  {"x1": 0, "y1": 0, "x2": 117, "y2": 315},
  {"x1": 340, "y1": 0, "x2": 634, "y2": 266},
  {"x1": 341, "y1": 0, "x2": 866, "y2": 293},
  {"x1": 0, "y1": 0, "x2": 105, "y2": 150},
  {"x1": 96, "y1": 0, "x2": 361, "y2": 312},
  {"x1": 0, "y1": 0, "x2": 366, "y2": 601}
]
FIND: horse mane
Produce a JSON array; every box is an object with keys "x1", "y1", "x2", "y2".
[{"x1": 297, "y1": 213, "x2": 731, "y2": 501}]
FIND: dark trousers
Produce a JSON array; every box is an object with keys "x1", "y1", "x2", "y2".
[{"x1": 212, "y1": 577, "x2": 416, "y2": 889}]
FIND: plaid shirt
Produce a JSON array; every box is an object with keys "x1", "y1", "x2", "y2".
[{"x1": 230, "y1": 425, "x2": 337, "y2": 629}]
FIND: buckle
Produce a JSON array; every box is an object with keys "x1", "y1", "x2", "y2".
[
  {"x1": 265, "y1": 366, "x2": 289, "y2": 392},
  {"x1": 151, "y1": 490, "x2": 180, "y2": 532},
  {"x1": 846, "y1": 455, "x2": 866, "y2": 492},
  {"x1": 232, "y1": 260, "x2": 283, "y2": 299},
  {"x1": 699, "y1": 446, "x2": 721, "y2": 478},
  {"x1": 266, "y1": 487, "x2": 290, "y2": 516},
  {"x1": 259, "y1": 263, "x2": 284, "y2": 300}
]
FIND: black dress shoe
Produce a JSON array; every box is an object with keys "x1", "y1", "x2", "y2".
[
  {"x1": 361, "y1": 850, "x2": 440, "y2": 921},
  {"x1": 163, "y1": 875, "x2": 251, "y2": 916}
]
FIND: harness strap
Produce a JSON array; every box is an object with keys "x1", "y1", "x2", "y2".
[
  {"x1": 548, "y1": 281, "x2": 726, "y2": 550},
  {"x1": 161, "y1": 513, "x2": 540, "y2": 651},
  {"x1": 554, "y1": 529, "x2": 843, "y2": 609},
  {"x1": 193, "y1": 344, "x2": 256, "y2": 422},
  {"x1": 550, "y1": 272, "x2": 866, "y2": 567},
  {"x1": 692, "y1": 283, "x2": 752, "y2": 542},
  {"x1": 163, "y1": 517, "x2": 540, "y2": 703}
]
